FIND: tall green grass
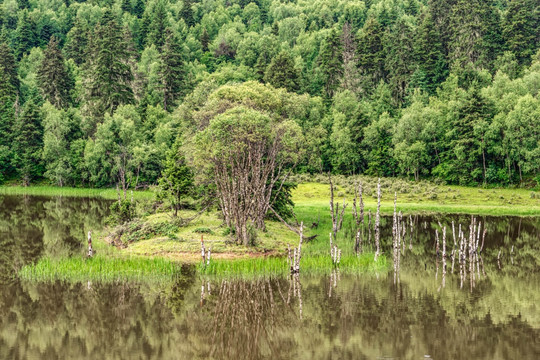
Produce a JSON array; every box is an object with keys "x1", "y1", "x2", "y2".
[
  {"x1": 198, "y1": 253, "x2": 387, "y2": 278},
  {"x1": 19, "y1": 256, "x2": 182, "y2": 282},
  {"x1": 0, "y1": 185, "x2": 154, "y2": 200}
]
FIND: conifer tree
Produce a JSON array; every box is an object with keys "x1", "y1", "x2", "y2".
[
  {"x1": 121, "y1": 0, "x2": 132, "y2": 13},
  {"x1": 449, "y1": 0, "x2": 502, "y2": 70},
  {"x1": 0, "y1": 40, "x2": 19, "y2": 149},
  {"x1": 148, "y1": 0, "x2": 169, "y2": 49},
  {"x1": 357, "y1": 17, "x2": 386, "y2": 92},
  {"x1": 160, "y1": 28, "x2": 185, "y2": 111},
  {"x1": 414, "y1": 11, "x2": 448, "y2": 94},
  {"x1": 64, "y1": 18, "x2": 88, "y2": 65},
  {"x1": 384, "y1": 18, "x2": 415, "y2": 102},
  {"x1": 180, "y1": 0, "x2": 194, "y2": 27},
  {"x1": 14, "y1": 9, "x2": 35, "y2": 59},
  {"x1": 200, "y1": 28, "x2": 209, "y2": 52},
  {"x1": 264, "y1": 51, "x2": 299, "y2": 93},
  {"x1": 12, "y1": 98, "x2": 43, "y2": 185},
  {"x1": 83, "y1": 11, "x2": 134, "y2": 131},
  {"x1": 318, "y1": 29, "x2": 343, "y2": 99},
  {"x1": 133, "y1": 0, "x2": 145, "y2": 18},
  {"x1": 503, "y1": 0, "x2": 539, "y2": 66},
  {"x1": 37, "y1": 36, "x2": 72, "y2": 109}
]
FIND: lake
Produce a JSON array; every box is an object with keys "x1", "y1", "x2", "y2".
[{"x1": 0, "y1": 195, "x2": 539, "y2": 359}]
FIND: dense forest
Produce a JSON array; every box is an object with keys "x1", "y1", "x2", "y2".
[{"x1": 0, "y1": 0, "x2": 538, "y2": 189}]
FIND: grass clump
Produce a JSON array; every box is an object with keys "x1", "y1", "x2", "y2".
[
  {"x1": 19, "y1": 256, "x2": 182, "y2": 283},
  {"x1": 197, "y1": 253, "x2": 387, "y2": 278},
  {"x1": 0, "y1": 185, "x2": 153, "y2": 200}
]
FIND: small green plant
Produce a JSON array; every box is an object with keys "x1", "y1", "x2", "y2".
[{"x1": 194, "y1": 227, "x2": 213, "y2": 234}]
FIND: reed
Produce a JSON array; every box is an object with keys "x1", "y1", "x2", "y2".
[
  {"x1": 0, "y1": 185, "x2": 154, "y2": 200},
  {"x1": 19, "y1": 256, "x2": 182, "y2": 283},
  {"x1": 198, "y1": 253, "x2": 387, "y2": 278}
]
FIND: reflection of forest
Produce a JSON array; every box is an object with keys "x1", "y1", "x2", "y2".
[{"x1": 0, "y1": 197, "x2": 538, "y2": 359}]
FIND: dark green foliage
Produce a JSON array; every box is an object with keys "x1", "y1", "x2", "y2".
[
  {"x1": 13, "y1": 10, "x2": 35, "y2": 59},
  {"x1": 1, "y1": 0, "x2": 539, "y2": 188},
  {"x1": 83, "y1": 11, "x2": 134, "y2": 128},
  {"x1": 200, "y1": 28, "x2": 209, "y2": 52},
  {"x1": 37, "y1": 36, "x2": 72, "y2": 108},
  {"x1": 180, "y1": 0, "x2": 194, "y2": 27},
  {"x1": 158, "y1": 139, "x2": 194, "y2": 217},
  {"x1": 414, "y1": 11, "x2": 448, "y2": 94},
  {"x1": 264, "y1": 51, "x2": 299, "y2": 92},
  {"x1": 12, "y1": 98, "x2": 43, "y2": 185},
  {"x1": 318, "y1": 29, "x2": 343, "y2": 99},
  {"x1": 503, "y1": 0, "x2": 540, "y2": 66},
  {"x1": 160, "y1": 28, "x2": 186, "y2": 111},
  {"x1": 357, "y1": 17, "x2": 385, "y2": 92},
  {"x1": 266, "y1": 181, "x2": 296, "y2": 221},
  {"x1": 147, "y1": 0, "x2": 168, "y2": 49},
  {"x1": 109, "y1": 199, "x2": 137, "y2": 224}
]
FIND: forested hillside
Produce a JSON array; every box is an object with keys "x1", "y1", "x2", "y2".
[{"x1": 0, "y1": 0, "x2": 538, "y2": 188}]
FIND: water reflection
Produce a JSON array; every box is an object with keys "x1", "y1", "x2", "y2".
[{"x1": 0, "y1": 196, "x2": 539, "y2": 359}]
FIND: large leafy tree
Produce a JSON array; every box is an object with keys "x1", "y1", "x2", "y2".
[{"x1": 189, "y1": 82, "x2": 304, "y2": 245}]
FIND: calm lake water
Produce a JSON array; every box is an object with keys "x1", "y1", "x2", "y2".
[{"x1": 0, "y1": 195, "x2": 539, "y2": 359}]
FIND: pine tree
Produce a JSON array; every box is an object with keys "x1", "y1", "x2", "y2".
[
  {"x1": 64, "y1": 18, "x2": 88, "y2": 65},
  {"x1": 264, "y1": 51, "x2": 299, "y2": 93},
  {"x1": 357, "y1": 17, "x2": 386, "y2": 92},
  {"x1": 200, "y1": 28, "x2": 209, "y2": 52},
  {"x1": 384, "y1": 18, "x2": 416, "y2": 102},
  {"x1": 148, "y1": 0, "x2": 169, "y2": 49},
  {"x1": 84, "y1": 11, "x2": 134, "y2": 131},
  {"x1": 503, "y1": 0, "x2": 540, "y2": 66},
  {"x1": 133, "y1": 0, "x2": 145, "y2": 18},
  {"x1": 12, "y1": 98, "x2": 43, "y2": 185},
  {"x1": 14, "y1": 10, "x2": 35, "y2": 60},
  {"x1": 0, "y1": 40, "x2": 19, "y2": 149},
  {"x1": 160, "y1": 28, "x2": 185, "y2": 111},
  {"x1": 121, "y1": 0, "x2": 132, "y2": 13},
  {"x1": 38, "y1": 36, "x2": 72, "y2": 109},
  {"x1": 449, "y1": 0, "x2": 502, "y2": 70},
  {"x1": 428, "y1": 0, "x2": 457, "y2": 56},
  {"x1": 318, "y1": 29, "x2": 343, "y2": 99},
  {"x1": 180, "y1": 0, "x2": 194, "y2": 27},
  {"x1": 158, "y1": 139, "x2": 193, "y2": 217},
  {"x1": 414, "y1": 11, "x2": 448, "y2": 94}
]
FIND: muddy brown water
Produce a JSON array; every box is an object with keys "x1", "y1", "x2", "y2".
[{"x1": 0, "y1": 195, "x2": 539, "y2": 359}]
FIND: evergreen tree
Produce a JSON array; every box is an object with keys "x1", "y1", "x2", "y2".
[
  {"x1": 13, "y1": 10, "x2": 35, "y2": 60},
  {"x1": 121, "y1": 0, "x2": 132, "y2": 13},
  {"x1": 357, "y1": 17, "x2": 386, "y2": 92},
  {"x1": 12, "y1": 98, "x2": 43, "y2": 185},
  {"x1": 158, "y1": 139, "x2": 193, "y2": 217},
  {"x1": 64, "y1": 18, "x2": 88, "y2": 65},
  {"x1": 160, "y1": 28, "x2": 186, "y2": 111},
  {"x1": 384, "y1": 18, "x2": 416, "y2": 102},
  {"x1": 37, "y1": 36, "x2": 72, "y2": 108},
  {"x1": 428, "y1": 0, "x2": 457, "y2": 56},
  {"x1": 318, "y1": 29, "x2": 343, "y2": 99},
  {"x1": 0, "y1": 40, "x2": 18, "y2": 149},
  {"x1": 83, "y1": 11, "x2": 134, "y2": 132},
  {"x1": 180, "y1": 0, "x2": 194, "y2": 27},
  {"x1": 414, "y1": 11, "x2": 448, "y2": 94},
  {"x1": 449, "y1": 0, "x2": 502, "y2": 70},
  {"x1": 133, "y1": 0, "x2": 145, "y2": 18},
  {"x1": 503, "y1": 0, "x2": 540, "y2": 66},
  {"x1": 264, "y1": 51, "x2": 299, "y2": 93},
  {"x1": 200, "y1": 28, "x2": 209, "y2": 52},
  {"x1": 147, "y1": 0, "x2": 169, "y2": 49}
]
